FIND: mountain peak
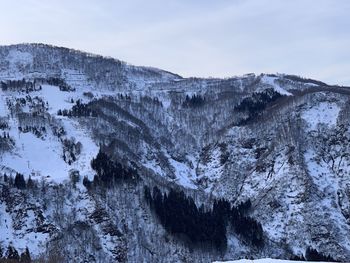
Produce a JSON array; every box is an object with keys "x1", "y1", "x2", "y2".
[{"x1": 0, "y1": 45, "x2": 349, "y2": 262}]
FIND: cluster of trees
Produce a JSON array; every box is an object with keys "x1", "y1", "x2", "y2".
[
  {"x1": 58, "y1": 100, "x2": 97, "y2": 117},
  {"x1": 52, "y1": 125, "x2": 66, "y2": 139},
  {"x1": 3, "y1": 173, "x2": 35, "y2": 190},
  {"x1": 0, "y1": 132, "x2": 15, "y2": 152},
  {"x1": 283, "y1": 74, "x2": 328, "y2": 87},
  {"x1": 144, "y1": 186, "x2": 264, "y2": 250},
  {"x1": 0, "y1": 132, "x2": 10, "y2": 139},
  {"x1": 18, "y1": 126, "x2": 46, "y2": 138},
  {"x1": 182, "y1": 94, "x2": 206, "y2": 108},
  {"x1": 312, "y1": 124, "x2": 350, "y2": 174},
  {"x1": 235, "y1": 88, "x2": 283, "y2": 123},
  {"x1": 62, "y1": 138, "x2": 82, "y2": 165},
  {"x1": 305, "y1": 247, "x2": 338, "y2": 262},
  {"x1": 145, "y1": 186, "x2": 227, "y2": 249},
  {"x1": 117, "y1": 93, "x2": 132, "y2": 101},
  {"x1": 291, "y1": 247, "x2": 338, "y2": 262},
  {"x1": 0, "y1": 120, "x2": 9, "y2": 130},
  {"x1": 0, "y1": 245, "x2": 31, "y2": 262},
  {"x1": 231, "y1": 208, "x2": 263, "y2": 247},
  {"x1": 85, "y1": 149, "x2": 138, "y2": 188},
  {"x1": 7, "y1": 96, "x2": 47, "y2": 117},
  {"x1": 46, "y1": 77, "x2": 75, "y2": 91},
  {"x1": 0, "y1": 79, "x2": 40, "y2": 93},
  {"x1": 138, "y1": 95, "x2": 163, "y2": 108},
  {"x1": 14, "y1": 173, "x2": 26, "y2": 189}
]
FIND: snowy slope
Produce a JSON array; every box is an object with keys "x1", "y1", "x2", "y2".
[
  {"x1": 260, "y1": 75, "x2": 293, "y2": 96},
  {"x1": 301, "y1": 101, "x2": 340, "y2": 130},
  {"x1": 0, "y1": 44, "x2": 350, "y2": 262}
]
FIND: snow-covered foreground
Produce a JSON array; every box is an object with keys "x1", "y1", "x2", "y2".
[{"x1": 214, "y1": 259, "x2": 335, "y2": 263}]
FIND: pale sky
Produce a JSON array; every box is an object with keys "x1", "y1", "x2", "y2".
[{"x1": 0, "y1": 0, "x2": 349, "y2": 85}]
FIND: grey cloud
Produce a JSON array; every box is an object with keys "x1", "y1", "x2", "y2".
[{"x1": 0, "y1": 0, "x2": 349, "y2": 85}]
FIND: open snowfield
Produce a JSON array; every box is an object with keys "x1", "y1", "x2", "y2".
[{"x1": 214, "y1": 259, "x2": 336, "y2": 263}]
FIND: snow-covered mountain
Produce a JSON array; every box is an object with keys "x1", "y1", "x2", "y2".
[{"x1": 0, "y1": 43, "x2": 349, "y2": 262}]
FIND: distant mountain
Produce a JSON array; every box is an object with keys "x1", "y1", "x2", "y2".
[{"x1": 0, "y1": 43, "x2": 349, "y2": 262}]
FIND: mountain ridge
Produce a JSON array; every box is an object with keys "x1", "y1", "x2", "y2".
[
  {"x1": 2, "y1": 42, "x2": 344, "y2": 88},
  {"x1": 0, "y1": 44, "x2": 349, "y2": 262}
]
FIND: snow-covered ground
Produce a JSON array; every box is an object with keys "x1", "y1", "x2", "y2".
[
  {"x1": 260, "y1": 75, "x2": 293, "y2": 96},
  {"x1": 1, "y1": 116, "x2": 98, "y2": 183},
  {"x1": 0, "y1": 202, "x2": 50, "y2": 257},
  {"x1": 214, "y1": 259, "x2": 335, "y2": 263},
  {"x1": 0, "y1": 81, "x2": 99, "y2": 183},
  {"x1": 301, "y1": 102, "x2": 340, "y2": 130}
]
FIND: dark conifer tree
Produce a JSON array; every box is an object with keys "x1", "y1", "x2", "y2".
[
  {"x1": 6, "y1": 245, "x2": 20, "y2": 260},
  {"x1": 91, "y1": 149, "x2": 138, "y2": 186},
  {"x1": 14, "y1": 173, "x2": 26, "y2": 189},
  {"x1": 83, "y1": 176, "x2": 92, "y2": 190},
  {"x1": 3, "y1": 173, "x2": 8, "y2": 183},
  {"x1": 305, "y1": 247, "x2": 337, "y2": 262},
  {"x1": 27, "y1": 175, "x2": 35, "y2": 189},
  {"x1": 20, "y1": 247, "x2": 31, "y2": 262}
]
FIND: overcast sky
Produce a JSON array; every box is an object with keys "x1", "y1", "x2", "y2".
[{"x1": 0, "y1": 0, "x2": 349, "y2": 85}]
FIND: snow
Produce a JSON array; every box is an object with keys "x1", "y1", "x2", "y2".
[
  {"x1": 261, "y1": 75, "x2": 293, "y2": 96},
  {"x1": 0, "y1": 50, "x2": 34, "y2": 80},
  {"x1": 0, "y1": 44, "x2": 349, "y2": 261},
  {"x1": 0, "y1": 89, "x2": 9, "y2": 117},
  {"x1": 214, "y1": 259, "x2": 334, "y2": 263},
  {"x1": 1, "y1": 129, "x2": 69, "y2": 181},
  {"x1": 0, "y1": 77, "x2": 101, "y2": 182},
  {"x1": 0, "y1": 117, "x2": 98, "y2": 182},
  {"x1": 304, "y1": 149, "x2": 334, "y2": 191},
  {"x1": 33, "y1": 84, "x2": 101, "y2": 114},
  {"x1": 60, "y1": 118, "x2": 99, "y2": 180},
  {"x1": 141, "y1": 150, "x2": 197, "y2": 189},
  {"x1": 168, "y1": 156, "x2": 197, "y2": 189},
  {"x1": 301, "y1": 102, "x2": 340, "y2": 130},
  {"x1": 6, "y1": 49, "x2": 33, "y2": 66},
  {"x1": 196, "y1": 146, "x2": 225, "y2": 192},
  {"x1": 0, "y1": 203, "x2": 49, "y2": 257},
  {"x1": 37, "y1": 85, "x2": 74, "y2": 114},
  {"x1": 62, "y1": 69, "x2": 94, "y2": 90},
  {"x1": 142, "y1": 158, "x2": 166, "y2": 177}
]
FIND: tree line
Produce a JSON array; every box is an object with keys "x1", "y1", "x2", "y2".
[
  {"x1": 291, "y1": 247, "x2": 338, "y2": 262},
  {"x1": 57, "y1": 100, "x2": 97, "y2": 117},
  {"x1": 0, "y1": 244, "x2": 31, "y2": 262},
  {"x1": 182, "y1": 94, "x2": 206, "y2": 108},
  {"x1": 83, "y1": 149, "x2": 139, "y2": 189},
  {"x1": 235, "y1": 88, "x2": 284, "y2": 124},
  {"x1": 144, "y1": 186, "x2": 264, "y2": 250}
]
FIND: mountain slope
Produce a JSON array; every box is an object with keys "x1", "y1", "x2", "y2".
[{"x1": 0, "y1": 44, "x2": 349, "y2": 262}]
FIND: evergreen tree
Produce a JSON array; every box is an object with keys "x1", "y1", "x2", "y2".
[
  {"x1": 3, "y1": 173, "x2": 8, "y2": 183},
  {"x1": 20, "y1": 247, "x2": 31, "y2": 262},
  {"x1": 27, "y1": 175, "x2": 35, "y2": 189},
  {"x1": 14, "y1": 173, "x2": 26, "y2": 189},
  {"x1": 6, "y1": 245, "x2": 20, "y2": 260},
  {"x1": 83, "y1": 176, "x2": 92, "y2": 189},
  {"x1": 305, "y1": 247, "x2": 337, "y2": 262}
]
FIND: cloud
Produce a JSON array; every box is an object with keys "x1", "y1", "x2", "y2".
[{"x1": 0, "y1": 0, "x2": 349, "y2": 85}]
